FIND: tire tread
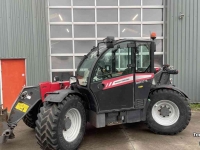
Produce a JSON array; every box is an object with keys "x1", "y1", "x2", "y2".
[
  {"x1": 23, "y1": 101, "x2": 42, "y2": 128},
  {"x1": 35, "y1": 95, "x2": 84, "y2": 150},
  {"x1": 147, "y1": 89, "x2": 191, "y2": 135}
]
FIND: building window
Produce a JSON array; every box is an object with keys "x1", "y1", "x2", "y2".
[{"x1": 48, "y1": 0, "x2": 164, "y2": 81}]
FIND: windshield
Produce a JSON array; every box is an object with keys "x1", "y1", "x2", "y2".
[{"x1": 76, "y1": 44, "x2": 106, "y2": 86}]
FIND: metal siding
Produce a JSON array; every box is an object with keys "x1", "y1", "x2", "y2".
[
  {"x1": 0, "y1": 0, "x2": 49, "y2": 86},
  {"x1": 167, "y1": 0, "x2": 200, "y2": 102},
  {"x1": 198, "y1": 0, "x2": 200, "y2": 102}
]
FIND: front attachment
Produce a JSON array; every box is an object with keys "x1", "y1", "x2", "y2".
[
  {"x1": 0, "y1": 86, "x2": 41, "y2": 144},
  {"x1": 0, "y1": 105, "x2": 13, "y2": 143},
  {"x1": 8, "y1": 86, "x2": 41, "y2": 124}
]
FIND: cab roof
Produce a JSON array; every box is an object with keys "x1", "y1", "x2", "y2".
[{"x1": 114, "y1": 38, "x2": 152, "y2": 44}]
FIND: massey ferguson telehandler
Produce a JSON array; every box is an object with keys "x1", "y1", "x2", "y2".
[{"x1": 0, "y1": 33, "x2": 191, "y2": 150}]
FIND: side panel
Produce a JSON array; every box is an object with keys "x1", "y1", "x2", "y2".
[
  {"x1": 76, "y1": 85, "x2": 98, "y2": 112},
  {"x1": 1, "y1": 59, "x2": 26, "y2": 111},
  {"x1": 135, "y1": 78, "x2": 153, "y2": 108},
  {"x1": 90, "y1": 74, "x2": 134, "y2": 112},
  {"x1": 91, "y1": 73, "x2": 154, "y2": 112},
  {"x1": 88, "y1": 108, "x2": 148, "y2": 128}
]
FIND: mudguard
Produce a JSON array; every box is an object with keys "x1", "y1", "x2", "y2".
[
  {"x1": 150, "y1": 85, "x2": 189, "y2": 99},
  {"x1": 45, "y1": 89, "x2": 82, "y2": 103}
]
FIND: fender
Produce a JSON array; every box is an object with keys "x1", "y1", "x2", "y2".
[
  {"x1": 39, "y1": 81, "x2": 70, "y2": 101},
  {"x1": 150, "y1": 85, "x2": 189, "y2": 99},
  {"x1": 45, "y1": 89, "x2": 82, "y2": 103}
]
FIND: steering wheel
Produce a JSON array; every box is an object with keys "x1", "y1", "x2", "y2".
[{"x1": 97, "y1": 65, "x2": 112, "y2": 78}]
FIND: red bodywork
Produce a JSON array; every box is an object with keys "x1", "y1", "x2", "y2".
[
  {"x1": 38, "y1": 71, "x2": 156, "y2": 100},
  {"x1": 154, "y1": 67, "x2": 161, "y2": 73},
  {"x1": 102, "y1": 73, "x2": 154, "y2": 90},
  {"x1": 39, "y1": 81, "x2": 70, "y2": 101}
]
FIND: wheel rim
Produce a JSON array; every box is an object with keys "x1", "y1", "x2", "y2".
[
  {"x1": 62, "y1": 108, "x2": 82, "y2": 142},
  {"x1": 152, "y1": 100, "x2": 180, "y2": 126}
]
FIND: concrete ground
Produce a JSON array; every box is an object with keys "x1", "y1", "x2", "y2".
[{"x1": 1, "y1": 111, "x2": 200, "y2": 150}]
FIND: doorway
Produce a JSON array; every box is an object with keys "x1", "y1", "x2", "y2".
[{"x1": 1, "y1": 59, "x2": 26, "y2": 111}]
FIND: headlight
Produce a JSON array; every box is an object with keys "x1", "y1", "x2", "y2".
[{"x1": 20, "y1": 91, "x2": 31, "y2": 100}]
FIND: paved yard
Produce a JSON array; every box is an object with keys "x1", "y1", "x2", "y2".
[{"x1": 1, "y1": 111, "x2": 200, "y2": 150}]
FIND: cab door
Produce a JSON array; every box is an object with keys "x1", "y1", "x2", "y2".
[
  {"x1": 134, "y1": 42, "x2": 154, "y2": 108},
  {"x1": 90, "y1": 41, "x2": 135, "y2": 112}
]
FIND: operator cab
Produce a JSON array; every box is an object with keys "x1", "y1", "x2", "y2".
[
  {"x1": 74, "y1": 36, "x2": 156, "y2": 86},
  {"x1": 70, "y1": 35, "x2": 156, "y2": 113}
]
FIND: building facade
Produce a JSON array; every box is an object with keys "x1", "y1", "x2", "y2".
[
  {"x1": 49, "y1": 0, "x2": 164, "y2": 81},
  {"x1": 0, "y1": 0, "x2": 199, "y2": 108}
]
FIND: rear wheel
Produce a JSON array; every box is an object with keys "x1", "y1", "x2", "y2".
[
  {"x1": 35, "y1": 95, "x2": 86, "y2": 150},
  {"x1": 147, "y1": 89, "x2": 191, "y2": 135},
  {"x1": 23, "y1": 101, "x2": 42, "y2": 128}
]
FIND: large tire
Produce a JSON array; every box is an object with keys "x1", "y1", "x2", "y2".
[
  {"x1": 23, "y1": 101, "x2": 42, "y2": 128},
  {"x1": 35, "y1": 95, "x2": 86, "y2": 150},
  {"x1": 147, "y1": 89, "x2": 191, "y2": 135}
]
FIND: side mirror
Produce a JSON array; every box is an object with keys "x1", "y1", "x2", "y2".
[
  {"x1": 53, "y1": 76, "x2": 60, "y2": 82},
  {"x1": 97, "y1": 36, "x2": 115, "y2": 57},
  {"x1": 104, "y1": 36, "x2": 114, "y2": 48},
  {"x1": 70, "y1": 77, "x2": 77, "y2": 84}
]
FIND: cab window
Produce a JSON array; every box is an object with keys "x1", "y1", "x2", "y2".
[
  {"x1": 136, "y1": 43, "x2": 151, "y2": 72},
  {"x1": 92, "y1": 41, "x2": 133, "y2": 82}
]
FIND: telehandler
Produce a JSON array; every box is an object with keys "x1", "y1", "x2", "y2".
[{"x1": 0, "y1": 33, "x2": 191, "y2": 150}]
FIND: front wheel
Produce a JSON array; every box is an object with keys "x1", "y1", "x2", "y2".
[
  {"x1": 35, "y1": 95, "x2": 86, "y2": 150},
  {"x1": 147, "y1": 89, "x2": 191, "y2": 135}
]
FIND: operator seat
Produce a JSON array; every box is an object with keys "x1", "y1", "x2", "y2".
[{"x1": 122, "y1": 67, "x2": 132, "y2": 75}]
